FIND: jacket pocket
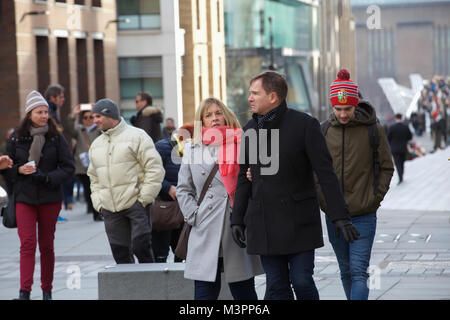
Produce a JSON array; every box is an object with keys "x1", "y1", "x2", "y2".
[
  {"x1": 291, "y1": 189, "x2": 316, "y2": 202},
  {"x1": 290, "y1": 190, "x2": 319, "y2": 225}
]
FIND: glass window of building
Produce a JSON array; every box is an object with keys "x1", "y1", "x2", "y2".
[
  {"x1": 117, "y1": 0, "x2": 160, "y2": 30},
  {"x1": 119, "y1": 57, "x2": 163, "y2": 100}
]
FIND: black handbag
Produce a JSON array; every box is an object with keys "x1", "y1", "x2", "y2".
[
  {"x1": 151, "y1": 197, "x2": 184, "y2": 231},
  {"x1": 175, "y1": 164, "x2": 219, "y2": 260},
  {"x1": 1, "y1": 188, "x2": 17, "y2": 229}
]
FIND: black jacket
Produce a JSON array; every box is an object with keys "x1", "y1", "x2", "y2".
[
  {"x1": 231, "y1": 101, "x2": 350, "y2": 255},
  {"x1": 388, "y1": 122, "x2": 412, "y2": 154},
  {"x1": 155, "y1": 138, "x2": 181, "y2": 201},
  {"x1": 130, "y1": 105, "x2": 163, "y2": 142},
  {"x1": 3, "y1": 132, "x2": 75, "y2": 205}
]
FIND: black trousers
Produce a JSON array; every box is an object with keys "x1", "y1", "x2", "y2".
[
  {"x1": 392, "y1": 152, "x2": 406, "y2": 181},
  {"x1": 102, "y1": 201, "x2": 154, "y2": 264},
  {"x1": 151, "y1": 223, "x2": 184, "y2": 262}
]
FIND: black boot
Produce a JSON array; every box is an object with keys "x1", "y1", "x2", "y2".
[
  {"x1": 15, "y1": 290, "x2": 30, "y2": 300},
  {"x1": 43, "y1": 291, "x2": 52, "y2": 300}
]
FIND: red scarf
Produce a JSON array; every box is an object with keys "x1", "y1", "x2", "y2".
[{"x1": 202, "y1": 126, "x2": 242, "y2": 205}]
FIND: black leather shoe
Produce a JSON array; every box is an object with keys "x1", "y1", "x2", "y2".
[
  {"x1": 15, "y1": 290, "x2": 30, "y2": 300},
  {"x1": 43, "y1": 291, "x2": 52, "y2": 300}
]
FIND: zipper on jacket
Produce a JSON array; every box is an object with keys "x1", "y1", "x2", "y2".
[
  {"x1": 106, "y1": 134, "x2": 117, "y2": 212},
  {"x1": 341, "y1": 126, "x2": 345, "y2": 193}
]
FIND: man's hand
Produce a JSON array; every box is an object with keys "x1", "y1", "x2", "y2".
[
  {"x1": 246, "y1": 168, "x2": 252, "y2": 182},
  {"x1": 334, "y1": 219, "x2": 360, "y2": 243},
  {"x1": 231, "y1": 225, "x2": 246, "y2": 248},
  {"x1": 0, "y1": 155, "x2": 13, "y2": 170},
  {"x1": 168, "y1": 185, "x2": 177, "y2": 200}
]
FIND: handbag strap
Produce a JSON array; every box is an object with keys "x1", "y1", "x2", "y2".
[{"x1": 197, "y1": 163, "x2": 219, "y2": 206}]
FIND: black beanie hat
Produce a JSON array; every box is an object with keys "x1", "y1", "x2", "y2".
[{"x1": 92, "y1": 98, "x2": 120, "y2": 120}]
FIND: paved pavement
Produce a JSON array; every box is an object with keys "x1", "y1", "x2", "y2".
[{"x1": 0, "y1": 143, "x2": 449, "y2": 300}]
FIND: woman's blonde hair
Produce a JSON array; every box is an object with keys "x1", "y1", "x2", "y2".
[{"x1": 193, "y1": 98, "x2": 241, "y2": 142}]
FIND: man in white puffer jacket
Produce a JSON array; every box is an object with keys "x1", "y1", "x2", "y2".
[{"x1": 88, "y1": 98, "x2": 165, "y2": 264}]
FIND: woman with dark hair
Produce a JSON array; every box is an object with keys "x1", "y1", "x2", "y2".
[
  {"x1": 64, "y1": 104, "x2": 102, "y2": 221},
  {"x1": 3, "y1": 90, "x2": 75, "y2": 300}
]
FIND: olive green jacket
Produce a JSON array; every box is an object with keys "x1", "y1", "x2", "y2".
[{"x1": 317, "y1": 100, "x2": 394, "y2": 217}]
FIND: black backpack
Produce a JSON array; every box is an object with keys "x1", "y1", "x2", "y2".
[{"x1": 320, "y1": 120, "x2": 380, "y2": 196}]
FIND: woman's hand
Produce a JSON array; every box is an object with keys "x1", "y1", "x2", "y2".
[
  {"x1": 18, "y1": 164, "x2": 36, "y2": 175},
  {"x1": 0, "y1": 155, "x2": 13, "y2": 170},
  {"x1": 70, "y1": 104, "x2": 81, "y2": 119},
  {"x1": 169, "y1": 185, "x2": 177, "y2": 200}
]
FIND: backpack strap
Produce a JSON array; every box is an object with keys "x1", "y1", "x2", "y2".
[
  {"x1": 368, "y1": 123, "x2": 380, "y2": 195},
  {"x1": 320, "y1": 120, "x2": 330, "y2": 137}
]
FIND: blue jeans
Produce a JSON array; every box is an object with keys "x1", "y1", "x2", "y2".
[
  {"x1": 194, "y1": 258, "x2": 258, "y2": 300},
  {"x1": 260, "y1": 250, "x2": 319, "y2": 300},
  {"x1": 325, "y1": 212, "x2": 377, "y2": 300}
]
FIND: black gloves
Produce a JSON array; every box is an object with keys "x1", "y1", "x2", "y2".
[
  {"x1": 231, "y1": 225, "x2": 246, "y2": 248},
  {"x1": 333, "y1": 219, "x2": 360, "y2": 243},
  {"x1": 32, "y1": 169, "x2": 51, "y2": 185}
]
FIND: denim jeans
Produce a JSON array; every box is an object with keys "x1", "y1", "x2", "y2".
[
  {"x1": 260, "y1": 250, "x2": 319, "y2": 300},
  {"x1": 194, "y1": 258, "x2": 258, "y2": 300},
  {"x1": 325, "y1": 212, "x2": 377, "y2": 300}
]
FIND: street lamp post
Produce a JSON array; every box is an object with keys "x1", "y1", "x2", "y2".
[
  {"x1": 105, "y1": 18, "x2": 130, "y2": 29},
  {"x1": 268, "y1": 16, "x2": 275, "y2": 71},
  {"x1": 19, "y1": 10, "x2": 49, "y2": 23}
]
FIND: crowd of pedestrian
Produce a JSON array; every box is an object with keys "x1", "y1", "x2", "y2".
[
  {"x1": 414, "y1": 76, "x2": 449, "y2": 151},
  {"x1": 4, "y1": 69, "x2": 430, "y2": 302}
]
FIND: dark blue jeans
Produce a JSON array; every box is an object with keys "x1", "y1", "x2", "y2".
[
  {"x1": 194, "y1": 258, "x2": 258, "y2": 300},
  {"x1": 325, "y1": 212, "x2": 377, "y2": 300},
  {"x1": 260, "y1": 250, "x2": 319, "y2": 300}
]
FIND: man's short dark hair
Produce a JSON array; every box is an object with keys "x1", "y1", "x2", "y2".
[
  {"x1": 250, "y1": 71, "x2": 288, "y2": 102},
  {"x1": 44, "y1": 84, "x2": 64, "y2": 100},
  {"x1": 138, "y1": 92, "x2": 153, "y2": 106},
  {"x1": 395, "y1": 113, "x2": 403, "y2": 120}
]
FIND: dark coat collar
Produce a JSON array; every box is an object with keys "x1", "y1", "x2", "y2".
[{"x1": 251, "y1": 100, "x2": 288, "y2": 129}]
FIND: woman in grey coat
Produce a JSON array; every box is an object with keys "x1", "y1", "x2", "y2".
[
  {"x1": 64, "y1": 104, "x2": 102, "y2": 220},
  {"x1": 176, "y1": 98, "x2": 263, "y2": 300}
]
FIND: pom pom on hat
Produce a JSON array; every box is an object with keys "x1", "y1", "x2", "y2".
[
  {"x1": 329, "y1": 69, "x2": 359, "y2": 107},
  {"x1": 337, "y1": 69, "x2": 351, "y2": 80}
]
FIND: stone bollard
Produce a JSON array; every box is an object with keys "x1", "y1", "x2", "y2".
[{"x1": 98, "y1": 262, "x2": 233, "y2": 300}]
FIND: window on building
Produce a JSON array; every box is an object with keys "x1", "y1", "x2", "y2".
[
  {"x1": 196, "y1": 0, "x2": 201, "y2": 30},
  {"x1": 117, "y1": 0, "x2": 160, "y2": 30},
  {"x1": 55, "y1": 0, "x2": 66, "y2": 3},
  {"x1": 36, "y1": 36, "x2": 50, "y2": 95},
  {"x1": 119, "y1": 57, "x2": 163, "y2": 100},
  {"x1": 92, "y1": 0, "x2": 101, "y2": 7},
  {"x1": 94, "y1": 40, "x2": 105, "y2": 100},
  {"x1": 76, "y1": 39, "x2": 89, "y2": 103},
  {"x1": 74, "y1": 0, "x2": 85, "y2": 5},
  {"x1": 57, "y1": 37, "x2": 71, "y2": 119},
  {"x1": 217, "y1": 0, "x2": 221, "y2": 33}
]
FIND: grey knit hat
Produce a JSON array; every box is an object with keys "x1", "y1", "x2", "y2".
[
  {"x1": 25, "y1": 90, "x2": 49, "y2": 114},
  {"x1": 92, "y1": 98, "x2": 120, "y2": 120}
]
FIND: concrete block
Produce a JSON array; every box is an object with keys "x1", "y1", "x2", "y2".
[{"x1": 98, "y1": 263, "x2": 233, "y2": 300}]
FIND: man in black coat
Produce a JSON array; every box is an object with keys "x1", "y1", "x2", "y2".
[
  {"x1": 387, "y1": 113, "x2": 412, "y2": 184},
  {"x1": 230, "y1": 71, "x2": 359, "y2": 300},
  {"x1": 131, "y1": 92, "x2": 163, "y2": 142}
]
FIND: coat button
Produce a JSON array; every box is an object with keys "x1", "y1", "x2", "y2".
[
  {"x1": 208, "y1": 194, "x2": 213, "y2": 199},
  {"x1": 224, "y1": 195, "x2": 227, "y2": 198},
  {"x1": 208, "y1": 184, "x2": 212, "y2": 188},
  {"x1": 208, "y1": 205, "x2": 212, "y2": 209},
  {"x1": 202, "y1": 170, "x2": 206, "y2": 175}
]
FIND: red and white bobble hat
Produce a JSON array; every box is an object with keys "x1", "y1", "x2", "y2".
[{"x1": 329, "y1": 69, "x2": 359, "y2": 107}]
